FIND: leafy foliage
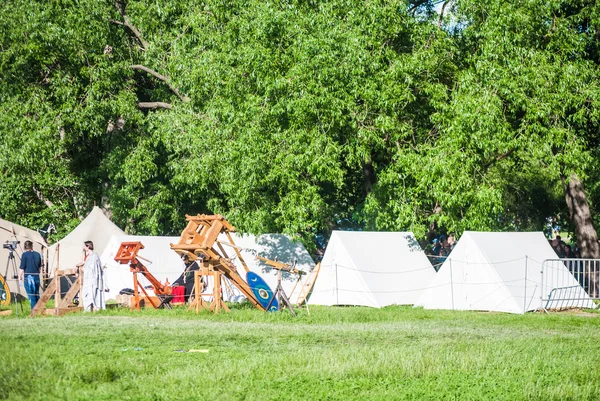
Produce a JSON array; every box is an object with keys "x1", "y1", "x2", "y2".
[{"x1": 1, "y1": 0, "x2": 600, "y2": 249}]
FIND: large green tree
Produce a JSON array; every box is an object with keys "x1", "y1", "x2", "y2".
[
  {"x1": 0, "y1": 1, "x2": 202, "y2": 236},
  {"x1": 362, "y1": 0, "x2": 600, "y2": 255},
  {"x1": 2, "y1": 0, "x2": 455, "y2": 246},
  {"x1": 444, "y1": 0, "x2": 600, "y2": 256},
  {"x1": 1, "y1": 0, "x2": 599, "y2": 254},
  {"x1": 146, "y1": 1, "x2": 456, "y2": 244},
  {"x1": 0, "y1": 1, "x2": 142, "y2": 234}
]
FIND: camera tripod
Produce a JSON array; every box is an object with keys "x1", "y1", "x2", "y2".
[{"x1": 3, "y1": 248, "x2": 24, "y2": 316}]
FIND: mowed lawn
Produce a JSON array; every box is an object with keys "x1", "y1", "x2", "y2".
[{"x1": 1, "y1": 305, "x2": 600, "y2": 401}]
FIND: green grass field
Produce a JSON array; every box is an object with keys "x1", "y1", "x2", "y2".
[{"x1": 1, "y1": 305, "x2": 600, "y2": 400}]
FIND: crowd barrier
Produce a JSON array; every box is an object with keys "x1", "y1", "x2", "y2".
[{"x1": 542, "y1": 258, "x2": 600, "y2": 310}]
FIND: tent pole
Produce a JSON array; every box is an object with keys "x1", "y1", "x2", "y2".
[
  {"x1": 335, "y1": 263, "x2": 339, "y2": 306},
  {"x1": 449, "y1": 258, "x2": 454, "y2": 311},
  {"x1": 540, "y1": 260, "x2": 544, "y2": 311},
  {"x1": 523, "y1": 256, "x2": 528, "y2": 315}
]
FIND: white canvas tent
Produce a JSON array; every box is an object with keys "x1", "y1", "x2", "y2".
[
  {"x1": 414, "y1": 231, "x2": 596, "y2": 314},
  {"x1": 216, "y1": 233, "x2": 316, "y2": 305},
  {"x1": 308, "y1": 231, "x2": 436, "y2": 308},
  {"x1": 48, "y1": 207, "x2": 125, "y2": 273},
  {"x1": 100, "y1": 235, "x2": 186, "y2": 301},
  {"x1": 0, "y1": 217, "x2": 47, "y2": 296}
]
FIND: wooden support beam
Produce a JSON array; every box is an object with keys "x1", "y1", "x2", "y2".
[
  {"x1": 186, "y1": 214, "x2": 225, "y2": 222},
  {"x1": 170, "y1": 244, "x2": 209, "y2": 251},
  {"x1": 188, "y1": 267, "x2": 230, "y2": 313},
  {"x1": 213, "y1": 270, "x2": 221, "y2": 313},
  {"x1": 257, "y1": 255, "x2": 304, "y2": 275},
  {"x1": 31, "y1": 270, "x2": 83, "y2": 317},
  {"x1": 295, "y1": 262, "x2": 321, "y2": 306},
  {"x1": 58, "y1": 275, "x2": 83, "y2": 308},
  {"x1": 44, "y1": 307, "x2": 83, "y2": 316},
  {"x1": 225, "y1": 232, "x2": 250, "y2": 273}
]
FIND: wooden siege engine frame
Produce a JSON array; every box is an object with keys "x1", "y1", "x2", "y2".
[
  {"x1": 113, "y1": 241, "x2": 173, "y2": 310},
  {"x1": 31, "y1": 267, "x2": 83, "y2": 317},
  {"x1": 170, "y1": 214, "x2": 265, "y2": 312}
]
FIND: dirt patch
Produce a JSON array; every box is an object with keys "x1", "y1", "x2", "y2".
[{"x1": 550, "y1": 308, "x2": 600, "y2": 317}]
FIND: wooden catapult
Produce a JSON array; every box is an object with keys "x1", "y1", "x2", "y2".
[
  {"x1": 170, "y1": 214, "x2": 315, "y2": 314},
  {"x1": 169, "y1": 214, "x2": 307, "y2": 314},
  {"x1": 170, "y1": 214, "x2": 263, "y2": 313},
  {"x1": 113, "y1": 241, "x2": 173, "y2": 310}
]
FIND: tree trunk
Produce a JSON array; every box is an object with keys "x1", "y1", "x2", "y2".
[
  {"x1": 562, "y1": 173, "x2": 600, "y2": 258},
  {"x1": 100, "y1": 182, "x2": 113, "y2": 221},
  {"x1": 562, "y1": 173, "x2": 600, "y2": 297},
  {"x1": 33, "y1": 187, "x2": 55, "y2": 209},
  {"x1": 363, "y1": 159, "x2": 375, "y2": 195}
]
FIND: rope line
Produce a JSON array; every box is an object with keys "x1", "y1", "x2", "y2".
[
  {"x1": 11, "y1": 256, "x2": 597, "y2": 306},
  {"x1": 329, "y1": 263, "x2": 435, "y2": 275}
]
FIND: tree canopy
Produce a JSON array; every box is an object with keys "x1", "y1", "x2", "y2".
[{"x1": 1, "y1": 0, "x2": 599, "y2": 254}]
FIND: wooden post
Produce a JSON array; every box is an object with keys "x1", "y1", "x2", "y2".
[
  {"x1": 55, "y1": 273, "x2": 61, "y2": 307},
  {"x1": 200, "y1": 261, "x2": 209, "y2": 311},
  {"x1": 54, "y1": 243, "x2": 60, "y2": 277},
  {"x1": 295, "y1": 262, "x2": 321, "y2": 307},
  {"x1": 213, "y1": 270, "x2": 221, "y2": 313},
  {"x1": 194, "y1": 269, "x2": 200, "y2": 313},
  {"x1": 132, "y1": 271, "x2": 140, "y2": 311}
]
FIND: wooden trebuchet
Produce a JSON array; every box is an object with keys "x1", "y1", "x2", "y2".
[
  {"x1": 113, "y1": 241, "x2": 173, "y2": 310},
  {"x1": 170, "y1": 214, "x2": 264, "y2": 311}
]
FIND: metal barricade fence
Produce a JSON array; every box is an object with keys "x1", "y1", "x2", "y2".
[{"x1": 541, "y1": 258, "x2": 600, "y2": 310}]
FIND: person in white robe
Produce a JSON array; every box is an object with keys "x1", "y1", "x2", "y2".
[{"x1": 77, "y1": 241, "x2": 106, "y2": 312}]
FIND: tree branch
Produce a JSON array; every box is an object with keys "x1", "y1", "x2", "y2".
[
  {"x1": 113, "y1": 0, "x2": 149, "y2": 51},
  {"x1": 131, "y1": 64, "x2": 190, "y2": 102},
  {"x1": 33, "y1": 187, "x2": 55, "y2": 209},
  {"x1": 482, "y1": 148, "x2": 516, "y2": 169},
  {"x1": 408, "y1": 0, "x2": 429, "y2": 15},
  {"x1": 437, "y1": 1, "x2": 450, "y2": 28},
  {"x1": 108, "y1": 19, "x2": 125, "y2": 26},
  {"x1": 138, "y1": 102, "x2": 173, "y2": 110}
]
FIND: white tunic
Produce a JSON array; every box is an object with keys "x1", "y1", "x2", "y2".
[{"x1": 82, "y1": 252, "x2": 105, "y2": 311}]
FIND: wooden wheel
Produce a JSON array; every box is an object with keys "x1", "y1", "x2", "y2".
[{"x1": 0, "y1": 274, "x2": 11, "y2": 306}]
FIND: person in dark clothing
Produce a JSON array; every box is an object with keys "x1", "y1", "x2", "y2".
[
  {"x1": 447, "y1": 233, "x2": 456, "y2": 251},
  {"x1": 431, "y1": 238, "x2": 442, "y2": 256},
  {"x1": 560, "y1": 241, "x2": 572, "y2": 258},
  {"x1": 18, "y1": 240, "x2": 42, "y2": 310},
  {"x1": 551, "y1": 236, "x2": 569, "y2": 258}
]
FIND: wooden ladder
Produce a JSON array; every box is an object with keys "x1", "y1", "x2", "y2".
[{"x1": 294, "y1": 262, "x2": 321, "y2": 306}]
